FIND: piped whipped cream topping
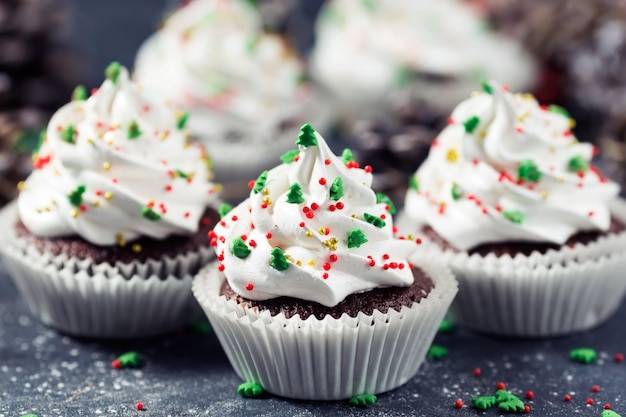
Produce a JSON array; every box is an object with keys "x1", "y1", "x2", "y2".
[
  {"x1": 311, "y1": 0, "x2": 535, "y2": 108},
  {"x1": 212, "y1": 125, "x2": 418, "y2": 307},
  {"x1": 133, "y1": 0, "x2": 309, "y2": 140},
  {"x1": 18, "y1": 63, "x2": 220, "y2": 246},
  {"x1": 404, "y1": 81, "x2": 620, "y2": 251}
]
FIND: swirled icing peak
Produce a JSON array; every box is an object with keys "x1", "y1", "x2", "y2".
[
  {"x1": 404, "y1": 81, "x2": 620, "y2": 251},
  {"x1": 211, "y1": 124, "x2": 419, "y2": 307},
  {"x1": 18, "y1": 63, "x2": 220, "y2": 246}
]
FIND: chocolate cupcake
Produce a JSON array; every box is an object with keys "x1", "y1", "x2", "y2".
[
  {"x1": 0, "y1": 63, "x2": 221, "y2": 338},
  {"x1": 398, "y1": 80, "x2": 626, "y2": 337},
  {"x1": 193, "y1": 124, "x2": 457, "y2": 400}
]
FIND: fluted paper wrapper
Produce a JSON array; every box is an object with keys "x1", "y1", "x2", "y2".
[
  {"x1": 398, "y1": 199, "x2": 626, "y2": 337},
  {"x1": 192, "y1": 259, "x2": 457, "y2": 400},
  {"x1": 0, "y1": 202, "x2": 213, "y2": 338}
]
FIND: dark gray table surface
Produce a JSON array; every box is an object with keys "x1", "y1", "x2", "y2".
[{"x1": 1, "y1": 258, "x2": 625, "y2": 417}]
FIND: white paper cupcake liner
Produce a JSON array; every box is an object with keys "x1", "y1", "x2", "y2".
[
  {"x1": 192, "y1": 258, "x2": 457, "y2": 400},
  {"x1": 0, "y1": 202, "x2": 213, "y2": 339},
  {"x1": 398, "y1": 198, "x2": 626, "y2": 337}
]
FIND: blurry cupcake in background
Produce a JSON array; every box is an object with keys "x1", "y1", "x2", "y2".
[
  {"x1": 310, "y1": 0, "x2": 536, "y2": 122},
  {"x1": 398, "y1": 80, "x2": 626, "y2": 337},
  {"x1": 0, "y1": 63, "x2": 221, "y2": 338},
  {"x1": 134, "y1": 0, "x2": 331, "y2": 202}
]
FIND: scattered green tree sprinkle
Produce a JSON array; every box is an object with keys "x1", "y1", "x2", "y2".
[
  {"x1": 409, "y1": 175, "x2": 419, "y2": 191},
  {"x1": 105, "y1": 61, "x2": 122, "y2": 84},
  {"x1": 570, "y1": 347, "x2": 597, "y2": 364},
  {"x1": 347, "y1": 229, "x2": 368, "y2": 248},
  {"x1": 376, "y1": 192, "x2": 396, "y2": 214},
  {"x1": 116, "y1": 351, "x2": 141, "y2": 368},
  {"x1": 451, "y1": 183, "x2": 463, "y2": 200},
  {"x1": 141, "y1": 207, "x2": 162, "y2": 221},
  {"x1": 438, "y1": 318, "x2": 455, "y2": 333},
  {"x1": 427, "y1": 344, "x2": 449, "y2": 360},
  {"x1": 176, "y1": 111, "x2": 189, "y2": 130},
  {"x1": 495, "y1": 390, "x2": 518, "y2": 403},
  {"x1": 602, "y1": 410, "x2": 622, "y2": 417},
  {"x1": 463, "y1": 116, "x2": 480, "y2": 134},
  {"x1": 349, "y1": 393, "x2": 377, "y2": 407},
  {"x1": 218, "y1": 203, "x2": 233, "y2": 218},
  {"x1": 503, "y1": 209, "x2": 524, "y2": 224},
  {"x1": 329, "y1": 177, "x2": 344, "y2": 201},
  {"x1": 296, "y1": 123, "x2": 317, "y2": 148},
  {"x1": 67, "y1": 185, "x2": 86, "y2": 207},
  {"x1": 342, "y1": 148, "x2": 356, "y2": 164},
  {"x1": 19, "y1": 414, "x2": 38, "y2": 417},
  {"x1": 60, "y1": 124, "x2": 76, "y2": 144},
  {"x1": 232, "y1": 237, "x2": 251, "y2": 259},
  {"x1": 364, "y1": 212, "x2": 386, "y2": 228},
  {"x1": 498, "y1": 398, "x2": 525, "y2": 412},
  {"x1": 269, "y1": 247, "x2": 289, "y2": 271},
  {"x1": 471, "y1": 395, "x2": 496, "y2": 410},
  {"x1": 286, "y1": 182, "x2": 304, "y2": 204},
  {"x1": 567, "y1": 155, "x2": 589, "y2": 173},
  {"x1": 127, "y1": 119, "x2": 142, "y2": 139},
  {"x1": 253, "y1": 170, "x2": 268, "y2": 194},
  {"x1": 72, "y1": 85, "x2": 87, "y2": 101},
  {"x1": 175, "y1": 169, "x2": 190, "y2": 179},
  {"x1": 30, "y1": 129, "x2": 46, "y2": 156},
  {"x1": 548, "y1": 104, "x2": 571, "y2": 118},
  {"x1": 280, "y1": 149, "x2": 300, "y2": 164},
  {"x1": 237, "y1": 382, "x2": 264, "y2": 398},
  {"x1": 517, "y1": 159, "x2": 542, "y2": 183},
  {"x1": 481, "y1": 80, "x2": 494, "y2": 95}
]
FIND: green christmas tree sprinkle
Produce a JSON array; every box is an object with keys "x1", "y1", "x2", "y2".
[
  {"x1": 237, "y1": 382, "x2": 263, "y2": 398},
  {"x1": 570, "y1": 348, "x2": 597, "y2": 364},
  {"x1": 481, "y1": 80, "x2": 494, "y2": 95},
  {"x1": 463, "y1": 116, "x2": 480, "y2": 134},
  {"x1": 567, "y1": 155, "x2": 589, "y2": 173},
  {"x1": 342, "y1": 148, "x2": 356, "y2": 164},
  {"x1": 141, "y1": 207, "x2": 162, "y2": 221},
  {"x1": 115, "y1": 351, "x2": 141, "y2": 368},
  {"x1": 286, "y1": 182, "x2": 304, "y2": 204},
  {"x1": 602, "y1": 410, "x2": 622, "y2": 417},
  {"x1": 60, "y1": 124, "x2": 76, "y2": 144},
  {"x1": 329, "y1": 177, "x2": 344, "y2": 201},
  {"x1": 176, "y1": 111, "x2": 189, "y2": 130},
  {"x1": 426, "y1": 344, "x2": 449, "y2": 360},
  {"x1": 72, "y1": 85, "x2": 87, "y2": 101},
  {"x1": 280, "y1": 149, "x2": 300, "y2": 164},
  {"x1": 232, "y1": 237, "x2": 251, "y2": 259},
  {"x1": 347, "y1": 229, "x2": 368, "y2": 248},
  {"x1": 364, "y1": 212, "x2": 385, "y2": 228},
  {"x1": 409, "y1": 175, "x2": 419, "y2": 191},
  {"x1": 471, "y1": 395, "x2": 496, "y2": 410},
  {"x1": 269, "y1": 247, "x2": 289, "y2": 271},
  {"x1": 349, "y1": 393, "x2": 377, "y2": 407},
  {"x1": 296, "y1": 123, "x2": 317, "y2": 148},
  {"x1": 438, "y1": 318, "x2": 455, "y2": 333},
  {"x1": 376, "y1": 192, "x2": 396, "y2": 214},
  {"x1": 67, "y1": 185, "x2": 86, "y2": 207},
  {"x1": 517, "y1": 159, "x2": 542, "y2": 183},
  {"x1": 547, "y1": 104, "x2": 571, "y2": 118},
  {"x1": 32, "y1": 129, "x2": 46, "y2": 156},
  {"x1": 253, "y1": 170, "x2": 268, "y2": 194},
  {"x1": 494, "y1": 390, "x2": 517, "y2": 403},
  {"x1": 219, "y1": 203, "x2": 233, "y2": 218},
  {"x1": 471, "y1": 389, "x2": 527, "y2": 413},
  {"x1": 503, "y1": 210, "x2": 524, "y2": 224},
  {"x1": 127, "y1": 120, "x2": 142, "y2": 139},
  {"x1": 451, "y1": 183, "x2": 463, "y2": 200},
  {"x1": 19, "y1": 414, "x2": 38, "y2": 417},
  {"x1": 498, "y1": 398, "x2": 525, "y2": 412},
  {"x1": 105, "y1": 61, "x2": 122, "y2": 84},
  {"x1": 175, "y1": 169, "x2": 190, "y2": 179}
]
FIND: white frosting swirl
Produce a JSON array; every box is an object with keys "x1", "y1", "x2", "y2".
[
  {"x1": 404, "y1": 81, "x2": 621, "y2": 250},
  {"x1": 311, "y1": 0, "x2": 536, "y2": 114},
  {"x1": 212, "y1": 126, "x2": 417, "y2": 307},
  {"x1": 133, "y1": 0, "x2": 310, "y2": 141},
  {"x1": 18, "y1": 65, "x2": 220, "y2": 245}
]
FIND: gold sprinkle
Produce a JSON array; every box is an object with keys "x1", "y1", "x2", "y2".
[
  {"x1": 159, "y1": 131, "x2": 169, "y2": 141},
  {"x1": 214, "y1": 183, "x2": 223, "y2": 193},
  {"x1": 569, "y1": 118, "x2": 576, "y2": 129},
  {"x1": 36, "y1": 209, "x2": 42, "y2": 214},
  {"x1": 446, "y1": 149, "x2": 458, "y2": 163},
  {"x1": 262, "y1": 188, "x2": 270, "y2": 196},
  {"x1": 549, "y1": 147, "x2": 556, "y2": 154},
  {"x1": 285, "y1": 254, "x2": 293, "y2": 261},
  {"x1": 540, "y1": 190, "x2": 548, "y2": 199},
  {"x1": 71, "y1": 209, "x2": 78, "y2": 218},
  {"x1": 44, "y1": 206, "x2": 51, "y2": 212},
  {"x1": 557, "y1": 177, "x2": 565, "y2": 183},
  {"x1": 51, "y1": 199, "x2": 57, "y2": 205},
  {"x1": 102, "y1": 161, "x2": 111, "y2": 171},
  {"x1": 97, "y1": 132, "x2": 104, "y2": 139},
  {"x1": 470, "y1": 91, "x2": 481, "y2": 98},
  {"x1": 131, "y1": 244, "x2": 142, "y2": 253},
  {"x1": 54, "y1": 169, "x2": 61, "y2": 176},
  {"x1": 330, "y1": 238, "x2": 338, "y2": 244},
  {"x1": 206, "y1": 172, "x2": 215, "y2": 181},
  {"x1": 479, "y1": 130, "x2": 487, "y2": 139},
  {"x1": 185, "y1": 132, "x2": 193, "y2": 140},
  {"x1": 92, "y1": 200, "x2": 100, "y2": 207},
  {"x1": 184, "y1": 141, "x2": 191, "y2": 149},
  {"x1": 522, "y1": 93, "x2": 534, "y2": 101},
  {"x1": 17, "y1": 181, "x2": 25, "y2": 191},
  {"x1": 517, "y1": 112, "x2": 530, "y2": 123},
  {"x1": 330, "y1": 244, "x2": 337, "y2": 251},
  {"x1": 308, "y1": 260, "x2": 315, "y2": 266},
  {"x1": 323, "y1": 240, "x2": 330, "y2": 248},
  {"x1": 104, "y1": 192, "x2": 113, "y2": 200},
  {"x1": 87, "y1": 138, "x2": 94, "y2": 145},
  {"x1": 296, "y1": 260, "x2": 302, "y2": 266},
  {"x1": 116, "y1": 233, "x2": 126, "y2": 247},
  {"x1": 351, "y1": 214, "x2": 359, "y2": 219},
  {"x1": 318, "y1": 227, "x2": 327, "y2": 235},
  {"x1": 262, "y1": 197, "x2": 272, "y2": 205},
  {"x1": 305, "y1": 231, "x2": 313, "y2": 238},
  {"x1": 407, "y1": 234, "x2": 414, "y2": 240}
]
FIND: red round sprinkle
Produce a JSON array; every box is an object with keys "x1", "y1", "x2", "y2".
[
  {"x1": 587, "y1": 398, "x2": 594, "y2": 405},
  {"x1": 447, "y1": 117, "x2": 455, "y2": 125},
  {"x1": 526, "y1": 391, "x2": 534, "y2": 400},
  {"x1": 319, "y1": 178, "x2": 327, "y2": 185},
  {"x1": 240, "y1": 234, "x2": 247, "y2": 241},
  {"x1": 210, "y1": 238, "x2": 217, "y2": 247},
  {"x1": 524, "y1": 405, "x2": 530, "y2": 413},
  {"x1": 605, "y1": 404, "x2": 612, "y2": 410},
  {"x1": 329, "y1": 205, "x2": 336, "y2": 211},
  {"x1": 135, "y1": 402, "x2": 144, "y2": 411},
  {"x1": 329, "y1": 254, "x2": 338, "y2": 262},
  {"x1": 305, "y1": 212, "x2": 314, "y2": 219},
  {"x1": 245, "y1": 283, "x2": 254, "y2": 291},
  {"x1": 111, "y1": 359, "x2": 122, "y2": 369},
  {"x1": 220, "y1": 221, "x2": 226, "y2": 227},
  {"x1": 592, "y1": 386, "x2": 599, "y2": 392},
  {"x1": 564, "y1": 395, "x2": 571, "y2": 402},
  {"x1": 496, "y1": 382, "x2": 506, "y2": 391},
  {"x1": 232, "y1": 216, "x2": 238, "y2": 222},
  {"x1": 392, "y1": 226, "x2": 398, "y2": 234},
  {"x1": 416, "y1": 238, "x2": 422, "y2": 244},
  {"x1": 111, "y1": 178, "x2": 118, "y2": 184},
  {"x1": 408, "y1": 263, "x2": 414, "y2": 269},
  {"x1": 482, "y1": 208, "x2": 488, "y2": 215},
  {"x1": 219, "y1": 236, "x2": 225, "y2": 243},
  {"x1": 79, "y1": 204, "x2": 88, "y2": 212},
  {"x1": 249, "y1": 240, "x2": 257, "y2": 247},
  {"x1": 324, "y1": 159, "x2": 331, "y2": 165},
  {"x1": 473, "y1": 368, "x2": 481, "y2": 376},
  {"x1": 368, "y1": 259, "x2": 375, "y2": 267},
  {"x1": 364, "y1": 165, "x2": 372, "y2": 173},
  {"x1": 248, "y1": 180, "x2": 255, "y2": 189},
  {"x1": 336, "y1": 202, "x2": 344, "y2": 210},
  {"x1": 615, "y1": 353, "x2": 624, "y2": 362},
  {"x1": 322, "y1": 272, "x2": 329, "y2": 279},
  {"x1": 218, "y1": 264, "x2": 225, "y2": 272},
  {"x1": 95, "y1": 190, "x2": 103, "y2": 196},
  {"x1": 299, "y1": 222, "x2": 305, "y2": 228},
  {"x1": 217, "y1": 253, "x2": 224, "y2": 261},
  {"x1": 311, "y1": 203, "x2": 319, "y2": 210},
  {"x1": 382, "y1": 254, "x2": 390, "y2": 260},
  {"x1": 165, "y1": 185, "x2": 172, "y2": 191},
  {"x1": 184, "y1": 212, "x2": 190, "y2": 218},
  {"x1": 266, "y1": 232, "x2": 273, "y2": 239},
  {"x1": 261, "y1": 202, "x2": 268, "y2": 209},
  {"x1": 380, "y1": 214, "x2": 386, "y2": 219},
  {"x1": 398, "y1": 263, "x2": 405, "y2": 269},
  {"x1": 303, "y1": 206, "x2": 311, "y2": 213},
  {"x1": 323, "y1": 263, "x2": 331, "y2": 271},
  {"x1": 389, "y1": 262, "x2": 398, "y2": 269},
  {"x1": 454, "y1": 399, "x2": 463, "y2": 409},
  {"x1": 382, "y1": 264, "x2": 389, "y2": 270}
]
